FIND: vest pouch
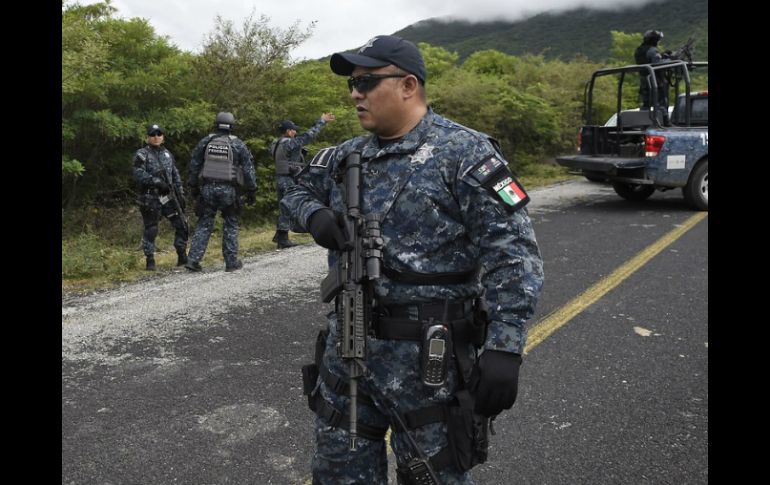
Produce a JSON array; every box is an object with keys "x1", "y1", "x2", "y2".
[{"x1": 446, "y1": 392, "x2": 489, "y2": 472}]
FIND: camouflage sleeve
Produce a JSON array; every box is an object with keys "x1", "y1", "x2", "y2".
[
  {"x1": 455, "y1": 141, "x2": 544, "y2": 355},
  {"x1": 133, "y1": 149, "x2": 154, "y2": 187},
  {"x1": 280, "y1": 145, "x2": 336, "y2": 232},
  {"x1": 281, "y1": 118, "x2": 328, "y2": 159},
  {"x1": 237, "y1": 142, "x2": 258, "y2": 191},
  {"x1": 187, "y1": 137, "x2": 208, "y2": 187}
]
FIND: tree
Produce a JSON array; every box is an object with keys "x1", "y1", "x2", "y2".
[{"x1": 191, "y1": 10, "x2": 314, "y2": 136}]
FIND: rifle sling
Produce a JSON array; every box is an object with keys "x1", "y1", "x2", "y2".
[{"x1": 309, "y1": 391, "x2": 388, "y2": 441}]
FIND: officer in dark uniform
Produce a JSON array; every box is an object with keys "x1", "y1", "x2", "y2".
[
  {"x1": 133, "y1": 124, "x2": 188, "y2": 271},
  {"x1": 185, "y1": 112, "x2": 257, "y2": 272},
  {"x1": 282, "y1": 35, "x2": 544, "y2": 484},
  {"x1": 269, "y1": 114, "x2": 335, "y2": 248},
  {"x1": 635, "y1": 29, "x2": 670, "y2": 125}
]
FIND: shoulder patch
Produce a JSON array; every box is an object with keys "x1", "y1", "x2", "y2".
[
  {"x1": 468, "y1": 155, "x2": 507, "y2": 184},
  {"x1": 309, "y1": 146, "x2": 336, "y2": 168},
  {"x1": 136, "y1": 150, "x2": 147, "y2": 163},
  {"x1": 466, "y1": 155, "x2": 529, "y2": 211},
  {"x1": 491, "y1": 174, "x2": 529, "y2": 211}
]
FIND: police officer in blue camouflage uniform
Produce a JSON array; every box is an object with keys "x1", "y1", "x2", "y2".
[
  {"x1": 635, "y1": 29, "x2": 670, "y2": 125},
  {"x1": 185, "y1": 112, "x2": 257, "y2": 272},
  {"x1": 282, "y1": 35, "x2": 544, "y2": 484},
  {"x1": 133, "y1": 124, "x2": 189, "y2": 271},
  {"x1": 269, "y1": 114, "x2": 335, "y2": 248}
]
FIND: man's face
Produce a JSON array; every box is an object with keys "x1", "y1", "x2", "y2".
[
  {"x1": 350, "y1": 65, "x2": 406, "y2": 137},
  {"x1": 147, "y1": 132, "x2": 164, "y2": 146}
]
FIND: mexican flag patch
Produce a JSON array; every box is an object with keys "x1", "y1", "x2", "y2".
[{"x1": 493, "y1": 176, "x2": 529, "y2": 210}]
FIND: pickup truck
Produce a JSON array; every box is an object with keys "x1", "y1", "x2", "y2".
[{"x1": 557, "y1": 60, "x2": 708, "y2": 210}]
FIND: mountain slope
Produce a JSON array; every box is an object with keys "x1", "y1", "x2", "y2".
[{"x1": 393, "y1": 0, "x2": 707, "y2": 62}]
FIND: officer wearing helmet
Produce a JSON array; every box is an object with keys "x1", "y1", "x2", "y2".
[
  {"x1": 133, "y1": 123, "x2": 189, "y2": 271},
  {"x1": 185, "y1": 112, "x2": 257, "y2": 272},
  {"x1": 635, "y1": 30, "x2": 671, "y2": 125}
]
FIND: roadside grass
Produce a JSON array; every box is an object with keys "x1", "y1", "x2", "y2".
[{"x1": 62, "y1": 167, "x2": 575, "y2": 296}]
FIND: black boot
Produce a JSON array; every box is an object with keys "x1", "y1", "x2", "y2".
[
  {"x1": 225, "y1": 259, "x2": 243, "y2": 272},
  {"x1": 272, "y1": 230, "x2": 287, "y2": 243},
  {"x1": 273, "y1": 230, "x2": 297, "y2": 249},
  {"x1": 277, "y1": 239, "x2": 298, "y2": 249},
  {"x1": 185, "y1": 260, "x2": 202, "y2": 272},
  {"x1": 176, "y1": 250, "x2": 188, "y2": 266},
  {"x1": 146, "y1": 255, "x2": 156, "y2": 271}
]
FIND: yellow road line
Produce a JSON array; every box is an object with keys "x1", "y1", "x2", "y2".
[{"x1": 524, "y1": 211, "x2": 707, "y2": 354}]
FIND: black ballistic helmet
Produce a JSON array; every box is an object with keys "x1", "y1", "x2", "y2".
[
  {"x1": 643, "y1": 30, "x2": 664, "y2": 45},
  {"x1": 215, "y1": 112, "x2": 236, "y2": 131}
]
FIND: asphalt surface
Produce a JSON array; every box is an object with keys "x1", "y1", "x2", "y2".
[{"x1": 62, "y1": 179, "x2": 708, "y2": 484}]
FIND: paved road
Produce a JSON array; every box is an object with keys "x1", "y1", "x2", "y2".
[{"x1": 62, "y1": 180, "x2": 708, "y2": 484}]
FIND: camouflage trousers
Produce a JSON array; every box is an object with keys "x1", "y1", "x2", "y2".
[
  {"x1": 187, "y1": 183, "x2": 241, "y2": 266},
  {"x1": 310, "y1": 312, "x2": 475, "y2": 485},
  {"x1": 276, "y1": 175, "x2": 296, "y2": 232},
  {"x1": 139, "y1": 195, "x2": 188, "y2": 256}
]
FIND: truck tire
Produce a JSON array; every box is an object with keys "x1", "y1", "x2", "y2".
[
  {"x1": 682, "y1": 159, "x2": 708, "y2": 211},
  {"x1": 612, "y1": 182, "x2": 655, "y2": 201}
]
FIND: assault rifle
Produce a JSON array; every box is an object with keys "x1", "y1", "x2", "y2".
[
  {"x1": 665, "y1": 37, "x2": 696, "y2": 65},
  {"x1": 319, "y1": 152, "x2": 443, "y2": 484},
  {"x1": 157, "y1": 170, "x2": 188, "y2": 230},
  {"x1": 320, "y1": 151, "x2": 383, "y2": 450}
]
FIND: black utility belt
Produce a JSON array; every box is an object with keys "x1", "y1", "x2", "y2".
[{"x1": 367, "y1": 300, "x2": 485, "y2": 345}]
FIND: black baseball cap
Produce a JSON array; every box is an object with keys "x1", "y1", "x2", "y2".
[
  {"x1": 279, "y1": 120, "x2": 299, "y2": 132},
  {"x1": 330, "y1": 35, "x2": 426, "y2": 84},
  {"x1": 147, "y1": 124, "x2": 164, "y2": 135}
]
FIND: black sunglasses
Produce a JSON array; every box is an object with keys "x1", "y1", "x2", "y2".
[
  {"x1": 347, "y1": 73, "x2": 407, "y2": 93},
  {"x1": 149, "y1": 132, "x2": 164, "y2": 137}
]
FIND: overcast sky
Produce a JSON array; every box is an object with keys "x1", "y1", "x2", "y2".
[{"x1": 73, "y1": 0, "x2": 661, "y2": 61}]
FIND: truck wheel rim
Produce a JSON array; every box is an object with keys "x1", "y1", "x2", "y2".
[{"x1": 700, "y1": 172, "x2": 708, "y2": 202}]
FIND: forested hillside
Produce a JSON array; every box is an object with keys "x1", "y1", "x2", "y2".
[
  {"x1": 62, "y1": 0, "x2": 707, "y2": 215},
  {"x1": 394, "y1": 0, "x2": 708, "y2": 62}
]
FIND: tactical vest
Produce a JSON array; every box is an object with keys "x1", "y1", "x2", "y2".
[
  {"x1": 272, "y1": 138, "x2": 291, "y2": 175},
  {"x1": 272, "y1": 138, "x2": 304, "y2": 175},
  {"x1": 201, "y1": 134, "x2": 244, "y2": 186}
]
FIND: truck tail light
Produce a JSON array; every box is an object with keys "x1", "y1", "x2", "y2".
[
  {"x1": 576, "y1": 130, "x2": 582, "y2": 152},
  {"x1": 645, "y1": 135, "x2": 666, "y2": 157}
]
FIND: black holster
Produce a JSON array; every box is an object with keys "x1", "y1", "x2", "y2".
[
  {"x1": 301, "y1": 328, "x2": 328, "y2": 410},
  {"x1": 446, "y1": 390, "x2": 489, "y2": 472}
]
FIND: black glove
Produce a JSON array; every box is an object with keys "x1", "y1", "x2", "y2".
[
  {"x1": 308, "y1": 208, "x2": 349, "y2": 250},
  {"x1": 471, "y1": 350, "x2": 522, "y2": 417},
  {"x1": 155, "y1": 179, "x2": 170, "y2": 195},
  {"x1": 190, "y1": 185, "x2": 200, "y2": 198},
  {"x1": 245, "y1": 191, "x2": 256, "y2": 206}
]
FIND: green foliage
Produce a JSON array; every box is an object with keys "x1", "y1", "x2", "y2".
[
  {"x1": 608, "y1": 31, "x2": 642, "y2": 66},
  {"x1": 418, "y1": 43, "x2": 459, "y2": 79},
  {"x1": 191, "y1": 10, "x2": 315, "y2": 135}
]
